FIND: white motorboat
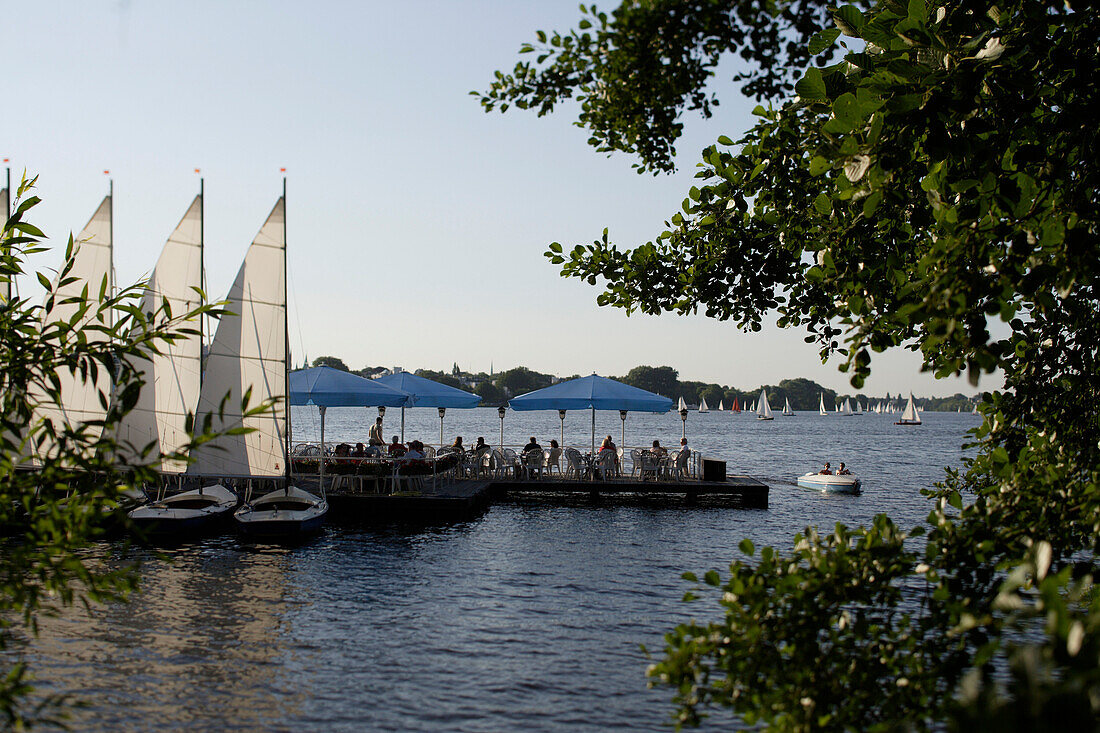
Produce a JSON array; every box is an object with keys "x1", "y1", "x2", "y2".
[
  {"x1": 797, "y1": 472, "x2": 862, "y2": 494},
  {"x1": 235, "y1": 484, "x2": 327, "y2": 537}
]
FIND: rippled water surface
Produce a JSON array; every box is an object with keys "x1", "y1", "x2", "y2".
[{"x1": 24, "y1": 408, "x2": 980, "y2": 731}]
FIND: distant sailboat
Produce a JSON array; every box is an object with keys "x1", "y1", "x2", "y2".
[
  {"x1": 819, "y1": 393, "x2": 828, "y2": 416},
  {"x1": 781, "y1": 397, "x2": 794, "y2": 416},
  {"x1": 841, "y1": 398, "x2": 854, "y2": 416},
  {"x1": 731, "y1": 397, "x2": 741, "y2": 413},
  {"x1": 677, "y1": 396, "x2": 688, "y2": 412},
  {"x1": 895, "y1": 392, "x2": 922, "y2": 425},
  {"x1": 717, "y1": 400, "x2": 725, "y2": 411},
  {"x1": 698, "y1": 397, "x2": 709, "y2": 413},
  {"x1": 756, "y1": 389, "x2": 774, "y2": 420}
]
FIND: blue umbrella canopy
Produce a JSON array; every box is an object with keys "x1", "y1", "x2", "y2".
[
  {"x1": 375, "y1": 372, "x2": 480, "y2": 409},
  {"x1": 509, "y1": 374, "x2": 673, "y2": 412},
  {"x1": 290, "y1": 366, "x2": 411, "y2": 407}
]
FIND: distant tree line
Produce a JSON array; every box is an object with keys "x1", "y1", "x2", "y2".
[{"x1": 307, "y1": 358, "x2": 973, "y2": 410}]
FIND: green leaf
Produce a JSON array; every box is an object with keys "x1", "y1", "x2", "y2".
[
  {"x1": 739, "y1": 538, "x2": 755, "y2": 556},
  {"x1": 795, "y1": 67, "x2": 827, "y2": 101},
  {"x1": 834, "y1": 5, "x2": 865, "y2": 35},
  {"x1": 814, "y1": 191, "x2": 833, "y2": 215},
  {"x1": 809, "y1": 156, "x2": 831, "y2": 176},
  {"x1": 808, "y1": 28, "x2": 841, "y2": 55}
]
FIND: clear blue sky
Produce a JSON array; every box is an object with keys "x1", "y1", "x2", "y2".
[{"x1": 5, "y1": 0, "x2": 992, "y2": 397}]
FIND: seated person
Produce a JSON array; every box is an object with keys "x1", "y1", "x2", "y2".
[
  {"x1": 547, "y1": 439, "x2": 562, "y2": 462},
  {"x1": 334, "y1": 443, "x2": 351, "y2": 457},
  {"x1": 450, "y1": 436, "x2": 466, "y2": 455},
  {"x1": 818, "y1": 461, "x2": 832, "y2": 475},
  {"x1": 678, "y1": 437, "x2": 689, "y2": 455},
  {"x1": 388, "y1": 436, "x2": 407, "y2": 457},
  {"x1": 352, "y1": 442, "x2": 367, "y2": 458},
  {"x1": 835, "y1": 462, "x2": 852, "y2": 475},
  {"x1": 523, "y1": 436, "x2": 543, "y2": 455},
  {"x1": 598, "y1": 436, "x2": 615, "y2": 454},
  {"x1": 405, "y1": 441, "x2": 425, "y2": 460},
  {"x1": 650, "y1": 439, "x2": 668, "y2": 458},
  {"x1": 474, "y1": 437, "x2": 491, "y2": 456}
]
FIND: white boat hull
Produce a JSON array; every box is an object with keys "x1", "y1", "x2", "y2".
[
  {"x1": 128, "y1": 484, "x2": 238, "y2": 535},
  {"x1": 797, "y1": 473, "x2": 862, "y2": 494},
  {"x1": 235, "y1": 485, "x2": 328, "y2": 536}
]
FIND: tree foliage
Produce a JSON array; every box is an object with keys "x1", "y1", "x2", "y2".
[
  {"x1": 312, "y1": 355, "x2": 349, "y2": 371},
  {"x1": 0, "y1": 176, "x2": 263, "y2": 726},
  {"x1": 488, "y1": 0, "x2": 1100, "y2": 728}
]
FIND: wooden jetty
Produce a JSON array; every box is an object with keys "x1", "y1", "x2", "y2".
[{"x1": 313, "y1": 474, "x2": 769, "y2": 524}]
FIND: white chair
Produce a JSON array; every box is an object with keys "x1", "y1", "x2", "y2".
[
  {"x1": 563, "y1": 448, "x2": 587, "y2": 480},
  {"x1": 630, "y1": 449, "x2": 643, "y2": 477},
  {"x1": 522, "y1": 449, "x2": 544, "y2": 479},
  {"x1": 639, "y1": 451, "x2": 662, "y2": 481},
  {"x1": 670, "y1": 449, "x2": 692, "y2": 480},
  {"x1": 595, "y1": 450, "x2": 618, "y2": 479},
  {"x1": 545, "y1": 447, "x2": 562, "y2": 478},
  {"x1": 503, "y1": 448, "x2": 521, "y2": 478}
]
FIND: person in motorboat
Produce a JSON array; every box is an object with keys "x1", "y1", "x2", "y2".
[
  {"x1": 523, "y1": 436, "x2": 543, "y2": 455},
  {"x1": 818, "y1": 462, "x2": 832, "y2": 474},
  {"x1": 835, "y1": 462, "x2": 852, "y2": 475},
  {"x1": 368, "y1": 417, "x2": 385, "y2": 447},
  {"x1": 649, "y1": 439, "x2": 668, "y2": 458},
  {"x1": 388, "y1": 436, "x2": 407, "y2": 457}
]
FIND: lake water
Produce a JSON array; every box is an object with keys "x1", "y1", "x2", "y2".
[{"x1": 20, "y1": 407, "x2": 980, "y2": 731}]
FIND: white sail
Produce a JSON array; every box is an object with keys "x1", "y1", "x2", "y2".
[
  {"x1": 115, "y1": 195, "x2": 203, "y2": 472},
  {"x1": 717, "y1": 400, "x2": 725, "y2": 411},
  {"x1": 677, "y1": 396, "x2": 687, "y2": 411},
  {"x1": 189, "y1": 197, "x2": 286, "y2": 478},
  {"x1": 899, "y1": 392, "x2": 921, "y2": 424},
  {"x1": 819, "y1": 393, "x2": 827, "y2": 415},
  {"x1": 782, "y1": 397, "x2": 794, "y2": 416},
  {"x1": 31, "y1": 195, "x2": 113, "y2": 461},
  {"x1": 756, "y1": 389, "x2": 772, "y2": 419},
  {"x1": 841, "y1": 398, "x2": 853, "y2": 416},
  {"x1": 698, "y1": 397, "x2": 709, "y2": 413}
]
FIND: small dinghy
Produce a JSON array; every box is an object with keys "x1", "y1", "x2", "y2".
[
  {"x1": 128, "y1": 483, "x2": 238, "y2": 535},
  {"x1": 797, "y1": 473, "x2": 862, "y2": 494},
  {"x1": 235, "y1": 484, "x2": 327, "y2": 537}
]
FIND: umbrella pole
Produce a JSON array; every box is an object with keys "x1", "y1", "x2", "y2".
[
  {"x1": 401, "y1": 406, "x2": 405, "y2": 443},
  {"x1": 319, "y1": 406, "x2": 326, "y2": 497},
  {"x1": 591, "y1": 407, "x2": 595, "y2": 455}
]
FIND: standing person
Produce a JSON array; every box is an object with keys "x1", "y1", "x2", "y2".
[{"x1": 368, "y1": 417, "x2": 384, "y2": 447}]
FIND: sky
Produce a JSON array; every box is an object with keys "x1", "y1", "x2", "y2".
[{"x1": 4, "y1": 1, "x2": 994, "y2": 397}]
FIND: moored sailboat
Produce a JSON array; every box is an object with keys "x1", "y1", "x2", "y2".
[{"x1": 127, "y1": 185, "x2": 240, "y2": 535}]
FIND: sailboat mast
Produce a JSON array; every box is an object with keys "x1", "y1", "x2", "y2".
[
  {"x1": 283, "y1": 176, "x2": 291, "y2": 486},
  {"x1": 199, "y1": 177, "x2": 204, "y2": 362}
]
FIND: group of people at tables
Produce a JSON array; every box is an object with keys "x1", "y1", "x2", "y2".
[{"x1": 325, "y1": 414, "x2": 694, "y2": 478}]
